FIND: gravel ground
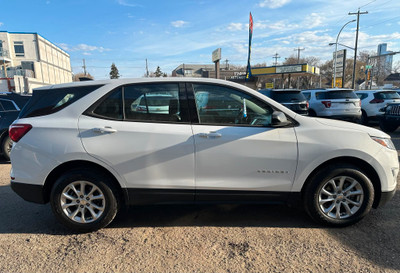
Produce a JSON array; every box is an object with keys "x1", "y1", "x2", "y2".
[{"x1": 0, "y1": 130, "x2": 400, "y2": 272}]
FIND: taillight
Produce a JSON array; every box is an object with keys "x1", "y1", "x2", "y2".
[
  {"x1": 321, "y1": 101, "x2": 331, "y2": 108},
  {"x1": 370, "y1": 98, "x2": 384, "y2": 104},
  {"x1": 306, "y1": 101, "x2": 309, "y2": 108},
  {"x1": 9, "y1": 124, "x2": 32, "y2": 142},
  {"x1": 359, "y1": 101, "x2": 362, "y2": 107}
]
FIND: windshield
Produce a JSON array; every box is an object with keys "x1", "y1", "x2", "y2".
[
  {"x1": 374, "y1": 91, "x2": 400, "y2": 100},
  {"x1": 271, "y1": 91, "x2": 306, "y2": 103},
  {"x1": 316, "y1": 90, "x2": 358, "y2": 100}
]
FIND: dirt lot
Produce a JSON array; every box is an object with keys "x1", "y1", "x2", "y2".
[{"x1": 0, "y1": 131, "x2": 400, "y2": 273}]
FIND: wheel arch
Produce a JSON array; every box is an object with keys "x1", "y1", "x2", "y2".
[
  {"x1": 43, "y1": 160, "x2": 128, "y2": 206},
  {"x1": 300, "y1": 156, "x2": 381, "y2": 208}
]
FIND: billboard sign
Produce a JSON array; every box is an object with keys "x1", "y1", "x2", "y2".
[{"x1": 212, "y1": 48, "x2": 221, "y2": 63}]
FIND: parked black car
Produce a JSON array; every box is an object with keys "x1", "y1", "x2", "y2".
[
  {"x1": 0, "y1": 93, "x2": 31, "y2": 160},
  {"x1": 258, "y1": 89, "x2": 309, "y2": 115},
  {"x1": 379, "y1": 102, "x2": 400, "y2": 132}
]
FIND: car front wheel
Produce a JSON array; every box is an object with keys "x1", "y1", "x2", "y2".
[
  {"x1": 304, "y1": 164, "x2": 374, "y2": 227},
  {"x1": 50, "y1": 169, "x2": 119, "y2": 232}
]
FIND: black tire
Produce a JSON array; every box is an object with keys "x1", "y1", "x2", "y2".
[
  {"x1": 361, "y1": 110, "x2": 369, "y2": 126},
  {"x1": 379, "y1": 120, "x2": 398, "y2": 133},
  {"x1": 50, "y1": 169, "x2": 119, "y2": 232},
  {"x1": 303, "y1": 164, "x2": 374, "y2": 227},
  {"x1": 2, "y1": 135, "x2": 13, "y2": 161},
  {"x1": 308, "y1": 109, "x2": 317, "y2": 117}
]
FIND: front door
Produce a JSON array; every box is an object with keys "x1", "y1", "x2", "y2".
[{"x1": 189, "y1": 83, "x2": 298, "y2": 200}]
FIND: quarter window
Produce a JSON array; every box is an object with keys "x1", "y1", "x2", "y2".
[{"x1": 193, "y1": 84, "x2": 274, "y2": 126}]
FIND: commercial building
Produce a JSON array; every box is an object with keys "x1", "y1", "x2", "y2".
[{"x1": 0, "y1": 31, "x2": 72, "y2": 93}]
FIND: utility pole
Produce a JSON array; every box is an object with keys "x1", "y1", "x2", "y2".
[
  {"x1": 82, "y1": 59, "x2": 87, "y2": 75},
  {"x1": 294, "y1": 47, "x2": 305, "y2": 63},
  {"x1": 294, "y1": 47, "x2": 305, "y2": 88},
  {"x1": 272, "y1": 53, "x2": 280, "y2": 66},
  {"x1": 224, "y1": 59, "x2": 229, "y2": 70},
  {"x1": 145, "y1": 59, "x2": 149, "y2": 77},
  {"x1": 349, "y1": 8, "x2": 368, "y2": 89}
]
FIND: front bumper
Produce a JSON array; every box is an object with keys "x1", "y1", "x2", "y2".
[
  {"x1": 377, "y1": 188, "x2": 397, "y2": 208},
  {"x1": 11, "y1": 181, "x2": 46, "y2": 204}
]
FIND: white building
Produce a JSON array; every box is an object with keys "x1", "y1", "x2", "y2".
[{"x1": 0, "y1": 31, "x2": 72, "y2": 93}]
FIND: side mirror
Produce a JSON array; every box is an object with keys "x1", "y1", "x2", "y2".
[{"x1": 272, "y1": 111, "x2": 291, "y2": 127}]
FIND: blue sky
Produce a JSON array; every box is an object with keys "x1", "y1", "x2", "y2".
[{"x1": 1, "y1": 0, "x2": 400, "y2": 79}]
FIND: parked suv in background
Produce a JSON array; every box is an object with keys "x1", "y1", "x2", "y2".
[
  {"x1": 10, "y1": 78, "x2": 398, "y2": 232},
  {"x1": 379, "y1": 103, "x2": 400, "y2": 132},
  {"x1": 302, "y1": 88, "x2": 361, "y2": 122},
  {"x1": 0, "y1": 93, "x2": 31, "y2": 160},
  {"x1": 258, "y1": 89, "x2": 308, "y2": 115},
  {"x1": 355, "y1": 90, "x2": 400, "y2": 125}
]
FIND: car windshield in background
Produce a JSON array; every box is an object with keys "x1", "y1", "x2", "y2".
[
  {"x1": 374, "y1": 91, "x2": 400, "y2": 100},
  {"x1": 271, "y1": 91, "x2": 306, "y2": 103},
  {"x1": 317, "y1": 90, "x2": 358, "y2": 100}
]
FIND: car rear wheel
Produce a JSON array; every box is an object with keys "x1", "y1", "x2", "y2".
[
  {"x1": 50, "y1": 169, "x2": 119, "y2": 232},
  {"x1": 2, "y1": 135, "x2": 13, "y2": 161},
  {"x1": 361, "y1": 110, "x2": 369, "y2": 125},
  {"x1": 379, "y1": 120, "x2": 398, "y2": 133},
  {"x1": 303, "y1": 164, "x2": 374, "y2": 227},
  {"x1": 308, "y1": 109, "x2": 317, "y2": 117}
]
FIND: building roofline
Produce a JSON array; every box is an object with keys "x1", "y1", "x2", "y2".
[{"x1": 0, "y1": 30, "x2": 69, "y2": 56}]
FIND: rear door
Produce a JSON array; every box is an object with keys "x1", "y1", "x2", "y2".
[{"x1": 79, "y1": 83, "x2": 195, "y2": 201}]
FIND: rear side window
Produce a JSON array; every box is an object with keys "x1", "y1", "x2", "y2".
[
  {"x1": 19, "y1": 85, "x2": 102, "y2": 118},
  {"x1": 0, "y1": 99, "x2": 18, "y2": 111},
  {"x1": 356, "y1": 93, "x2": 368, "y2": 100},
  {"x1": 270, "y1": 91, "x2": 306, "y2": 103},
  {"x1": 89, "y1": 83, "x2": 183, "y2": 122},
  {"x1": 317, "y1": 91, "x2": 358, "y2": 100},
  {"x1": 374, "y1": 91, "x2": 400, "y2": 100}
]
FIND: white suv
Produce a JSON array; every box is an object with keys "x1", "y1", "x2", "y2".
[
  {"x1": 302, "y1": 88, "x2": 361, "y2": 122},
  {"x1": 10, "y1": 78, "x2": 398, "y2": 232},
  {"x1": 355, "y1": 90, "x2": 400, "y2": 125}
]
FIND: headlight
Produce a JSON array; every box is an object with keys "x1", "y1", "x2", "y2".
[{"x1": 371, "y1": 136, "x2": 396, "y2": 150}]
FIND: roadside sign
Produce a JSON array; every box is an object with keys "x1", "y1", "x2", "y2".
[
  {"x1": 366, "y1": 65, "x2": 372, "y2": 69},
  {"x1": 265, "y1": 83, "x2": 274, "y2": 88}
]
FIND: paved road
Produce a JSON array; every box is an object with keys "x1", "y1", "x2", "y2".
[{"x1": 0, "y1": 129, "x2": 399, "y2": 272}]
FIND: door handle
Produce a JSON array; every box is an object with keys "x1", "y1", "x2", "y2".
[
  {"x1": 93, "y1": 127, "x2": 118, "y2": 134},
  {"x1": 198, "y1": 131, "x2": 222, "y2": 138}
]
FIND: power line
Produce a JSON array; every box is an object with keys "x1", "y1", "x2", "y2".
[
  {"x1": 359, "y1": 0, "x2": 376, "y2": 9},
  {"x1": 272, "y1": 53, "x2": 280, "y2": 66}
]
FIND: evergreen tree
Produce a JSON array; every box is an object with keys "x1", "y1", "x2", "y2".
[
  {"x1": 154, "y1": 66, "x2": 163, "y2": 77},
  {"x1": 109, "y1": 63, "x2": 120, "y2": 79}
]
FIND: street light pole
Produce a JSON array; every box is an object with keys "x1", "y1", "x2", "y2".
[{"x1": 333, "y1": 20, "x2": 356, "y2": 88}]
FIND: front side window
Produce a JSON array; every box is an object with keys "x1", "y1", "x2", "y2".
[
  {"x1": 193, "y1": 84, "x2": 274, "y2": 126},
  {"x1": 14, "y1": 41, "x2": 24, "y2": 57}
]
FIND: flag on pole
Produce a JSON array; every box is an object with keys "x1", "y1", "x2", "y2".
[{"x1": 245, "y1": 12, "x2": 253, "y2": 81}]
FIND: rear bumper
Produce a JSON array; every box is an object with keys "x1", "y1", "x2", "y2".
[{"x1": 11, "y1": 181, "x2": 46, "y2": 204}]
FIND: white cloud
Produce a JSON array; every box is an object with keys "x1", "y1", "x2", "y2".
[
  {"x1": 171, "y1": 20, "x2": 188, "y2": 28},
  {"x1": 227, "y1": 23, "x2": 243, "y2": 31},
  {"x1": 58, "y1": 43, "x2": 111, "y2": 53},
  {"x1": 116, "y1": 0, "x2": 140, "y2": 7},
  {"x1": 258, "y1": 0, "x2": 291, "y2": 9},
  {"x1": 307, "y1": 13, "x2": 324, "y2": 29}
]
